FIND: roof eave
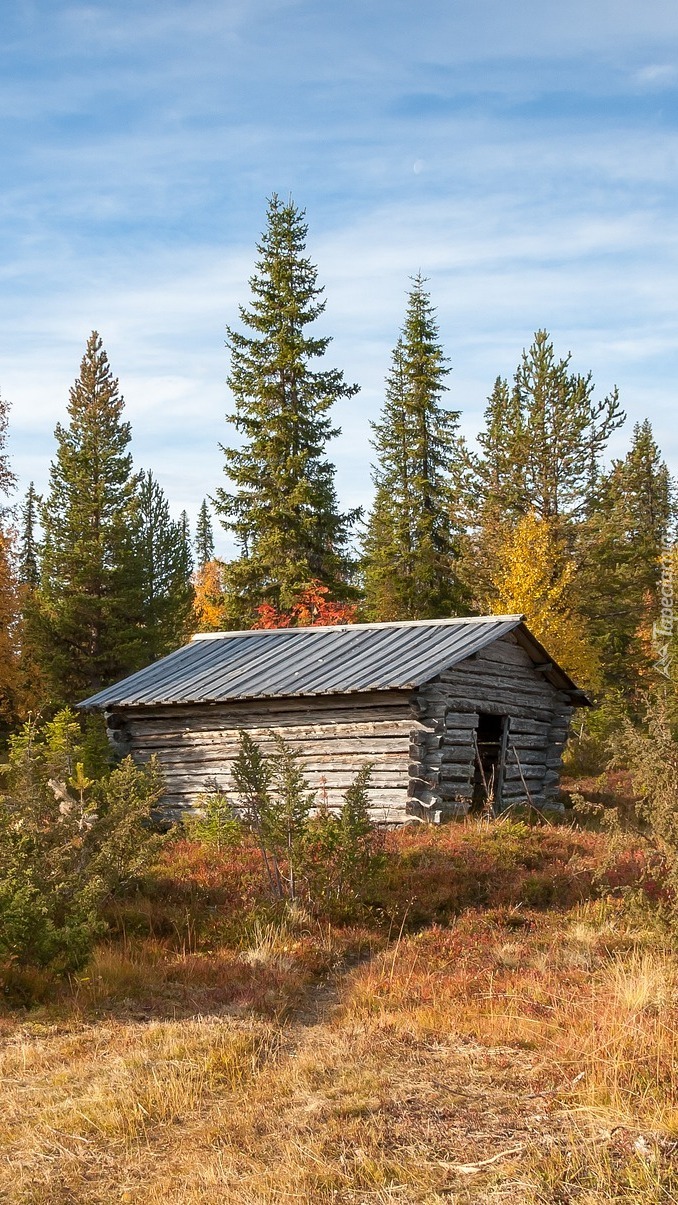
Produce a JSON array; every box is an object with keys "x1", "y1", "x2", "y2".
[{"x1": 513, "y1": 622, "x2": 592, "y2": 706}]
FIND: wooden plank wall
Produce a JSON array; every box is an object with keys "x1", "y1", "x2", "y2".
[
  {"x1": 107, "y1": 691, "x2": 417, "y2": 824},
  {"x1": 407, "y1": 633, "x2": 573, "y2": 818}
]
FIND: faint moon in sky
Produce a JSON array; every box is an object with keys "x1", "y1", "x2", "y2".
[{"x1": 413, "y1": 159, "x2": 424, "y2": 174}]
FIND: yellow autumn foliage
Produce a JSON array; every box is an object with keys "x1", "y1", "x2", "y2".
[
  {"x1": 489, "y1": 512, "x2": 600, "y2": 690},
  {"x1": 192, "y1": 559, "x2": 228, "y2": 633}
]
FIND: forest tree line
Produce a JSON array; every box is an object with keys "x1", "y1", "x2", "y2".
[{"x1": 0, "y1": 194, "x2": 674, "y2": 738}]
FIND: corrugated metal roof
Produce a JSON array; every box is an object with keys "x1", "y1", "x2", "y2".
[{"x1": 79, "y1": 615, "x2": 585, "y2": 710}]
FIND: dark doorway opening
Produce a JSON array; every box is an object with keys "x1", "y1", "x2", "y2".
[{"x1": 472, "y1": 713, "x2": 508, "y2": 813}]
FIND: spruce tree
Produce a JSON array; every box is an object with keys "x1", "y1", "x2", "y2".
[
  {"x1": 179, "y1": 510, "x2": 193, "y2": 575},
  {"x1": 195, "y1": 499, "x2": 215, "y2": 568},
  {"x1": 0, "y1": 528, "x2": 21, "y2": 720},
  {"x1": 459, "y1": 376, "x2": 526, "y2": 605},
  {"x1": 363, "y1": 276, "x2": 465, "y2": 620},
  {"x1": 35, "y1": 332, "x2": 144, "y2": 703},
  {"x1": 473, "y1": 376, "x2": 527, "y2": 521},
  {"x1": 15, "y1": 482, "x2": 47, "y2": 717},
  {"x1": 0, "y1": 389, "x2": 16, "y2": 506},
  {"x1": 214, "y1": 194, "x2": 359, "y2": 626},
  {"x1": 18, "y1": 482, "x2": 40, "y2": 587},
  {"x1": 136, "y1": 471, "x2": 194, "y2": 660}
]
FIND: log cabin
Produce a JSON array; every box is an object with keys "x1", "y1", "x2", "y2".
[{"x1": 79, "y1": 615, "x2": 590, "y2": 823}]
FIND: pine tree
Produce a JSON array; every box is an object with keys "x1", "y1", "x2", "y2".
[
  {"x1": 578, "y1": 420, "x2": 675, "y2": 695},
  {"x1": 35, "y1": 332, "x2": 144, "y2": 703},
  {"x1": 18, "y1": 482, "x2": 40, "y2": 587},
  {"x1": 512, "y1": 330, "x2": 624, "y2": 523},
  {"x1": 363, "y1": 276, "x2": 465, "y2": 620},
  {"x1": 136, "y1": 471, "x2": 194, "y2": 660},
  {"x1": 470, "y1": 331, "x2": 624, "y2": 529},
  {"x1": 195, "y1": 499, "x2": 215, "y2": 568},
  {"x1": 466, "y1": 332, "x2": 625, "y2": 618},
  {"x1": 214, "y1": 194, "x2": 359, "y2": 626}
]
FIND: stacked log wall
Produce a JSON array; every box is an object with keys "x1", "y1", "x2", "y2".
[
  {"x1": 107, "y1": 691, "x2": 418, "y2": 824},
  {"x1": 407, "y1": 633, "x2": 573, "y2": 818}
]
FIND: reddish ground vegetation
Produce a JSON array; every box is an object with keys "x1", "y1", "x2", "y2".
[
  {"x1": 1, "y1": 820, "x2": 676, "y2": 1203},
  {"x1": 138, "y1": 820, "x2": 668, "y2": 941}
]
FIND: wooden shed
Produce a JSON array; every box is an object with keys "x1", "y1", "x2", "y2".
[{"x1": 80, "y1": 616, "x2": 589, "y2": 822}]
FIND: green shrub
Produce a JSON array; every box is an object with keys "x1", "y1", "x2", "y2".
[
  {"x1": 183, "y1": 789, "x2": 244, "y2": 851},
  {"x1": 300, "y1": 766, "x2": 385, "y2": 919},
  {"x1": 0, "y1": 710, "x2": 166, "y2": 976},
  {"x1": 563, "y1": 692, "x2": 629, "y2": 777},
  {"x1": 614, "y1": 691, "x2": 678, "y2": 906},
  {"x1": 225, "y1": 732, "x2": 380, "y2": 914}
]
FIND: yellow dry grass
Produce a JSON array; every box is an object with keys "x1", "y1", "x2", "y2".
[{"x1": 1, "y1": 902, "x2": 678, "y2": 1203}]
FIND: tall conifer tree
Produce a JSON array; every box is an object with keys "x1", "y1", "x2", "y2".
[
  {"x1": 136, "y1": 471, "x2": 194, "y2": 660},
  {"x1": 470, "y1": 331, "x2": 624, "y2": 530},
  {"x1": 465, "y1": 332, "x2": 625, "y2": 617},
  {"x1": 473, "y1": 376, "x2": 527, "y2": 521},
  {"x1": 363, "y1": 276, "x2": 465, "y2": 620},
  {"x1": 0, "y1": 389, "x2": 16, "y2": 505},
  {"x1": 18, "y1": 482, "x2": 40, "y2": 587},
  {"x1": 458, "y1": 376, "x2": 526, "y2": 604},
  {"x1": 514, "y1": 331, "x2": 624, "y2": 523},
  {"x1": 578, "y1": 420, "x2": 675, "y2": 694},
  {"x1": 179, "y1": 510, "x2": 193, "y2": 576},
  {"x1": 195, "y1": 499, "x2": 215, "y2": 568},
  {"x1": 35, "y1": 333, "x2": 144, "y2": 703},
  {"x1": 214, "y1": 195, "x2": 359, "y2": 626},
  {"x1": 15, "y1": 482, "x2": 47, "y2": 716}
]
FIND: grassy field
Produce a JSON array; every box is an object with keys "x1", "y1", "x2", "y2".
[{"x1": 1, "y1": 816, "x2": 677, "y2": 1204}]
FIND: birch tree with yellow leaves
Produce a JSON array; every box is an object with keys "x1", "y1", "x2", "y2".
[{"x1": 489, "y1": 512, "x2": 601, "y2": 690}]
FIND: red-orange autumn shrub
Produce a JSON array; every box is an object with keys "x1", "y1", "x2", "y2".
[{"x1": 253, "y1": 580, "x2": 358, "y2": 629}]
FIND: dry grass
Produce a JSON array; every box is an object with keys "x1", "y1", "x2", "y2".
[{"x1": 1, "y1": 825, "x2": 678, "y2": 1202}]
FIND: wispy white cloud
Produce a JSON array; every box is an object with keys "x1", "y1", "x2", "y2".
[
  {"x1": 635, "y1": 63, "x2": 678, "y2": 86},
  {"x1": 2, "y1": 0, "x2": 678, "y2": 548}
]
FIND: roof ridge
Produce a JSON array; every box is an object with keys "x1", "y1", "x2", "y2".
[{"x1": 190, "y1": 614, "x2": 525, "y2": 641}]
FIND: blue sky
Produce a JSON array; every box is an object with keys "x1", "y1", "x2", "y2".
[{"x1": 3, "y1": 0, "x2": 678, "y2": 553}]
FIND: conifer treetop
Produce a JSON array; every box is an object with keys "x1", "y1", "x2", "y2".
[
  {"x1": 363, "y1": 274, "x2": 466, "y2": 621},
  {"x1": 0, "y1": 389, "x2": 16, "y2": 505},
  {"x1": 215, "y1": 195, "x2": 360, "y2": 622},
  {"x1": 195, "y1": 499, "x2": 215, "y2": 568},
  {"x1": 35, "y1": 332, "x2": 144, "y2": 702},
  {"x1": 18, "y1": 482, "x2": 40, "y2": 588}
]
